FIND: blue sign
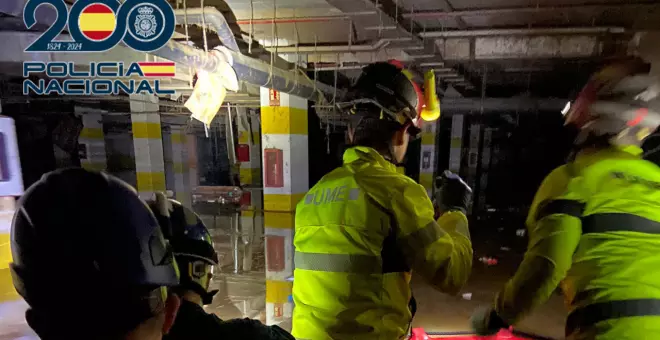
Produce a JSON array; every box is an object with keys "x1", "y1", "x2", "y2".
[{"x1": 23, "y1": 0, "x2": 176, "y2": 53}]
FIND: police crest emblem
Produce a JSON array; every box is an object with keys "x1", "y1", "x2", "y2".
[{"x1": 134, "y1": 6, "x2": 157, "y2": 39}]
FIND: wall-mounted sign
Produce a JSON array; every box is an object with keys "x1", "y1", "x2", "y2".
[{"x1": 269, "y1": 89, "x2": 280, "y2": 106}]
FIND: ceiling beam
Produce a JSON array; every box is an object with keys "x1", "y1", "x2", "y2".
[
  {"x1": 235, "y1": 12, "x2": 377, "y2": 25},
  {"x1": 421, "y1": 26, "x2": 625, "y2": 38},
  {"x1": 404, "y1": 2, "x2": 659, "y2": 19},
  {"x1": 426, "y1": 0, "x2": 467, "y2": 29}
]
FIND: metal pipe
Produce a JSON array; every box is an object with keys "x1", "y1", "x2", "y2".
[
  {"x1": 404, "y1": 3, "x2": 659, "y2": 19},
  {"x1": 265, "y1": 39, "x2": 390, "y2": 53},
  {"x1": 311, "y1": 65, "x2": 366, "y2": 71},
  {"x1": 440, "y1": 97, "x2": 567, "y2": 113},
  {"x1": 173, "y1": 7, "x2": 239, "y2": 52},
  {"x1": 420, "y1": 26, "x2": 625, "y2": 38},
  {"x1": 151, "y1": 41, "x2": 336, "y2": 99},
  {"x1": 406, "y1": 54, "x2": 437, "y2": 59},
  {"x1": 235, "y1": 12, "x2": 376, "y2": 25},
  {"x1": 419, "y1": 62, "x2": 448, "y2": 68}
]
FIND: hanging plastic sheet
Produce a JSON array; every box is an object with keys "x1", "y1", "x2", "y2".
[{"x1": 185, "y1": 70, "x2": 227, "y2": 126}]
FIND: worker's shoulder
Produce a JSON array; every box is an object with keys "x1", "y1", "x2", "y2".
[
  {"x1": 358, "y1": 165, "x2": 420, "y2": 187},
  {"x1": 542, "y1": 164, "x2": 574, "y2": 185}
]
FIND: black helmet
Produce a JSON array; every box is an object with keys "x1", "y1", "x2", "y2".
[
  {"x1": 10, "y1": 168, "x2": 179, "y2": 336},
  {"x1": 339, "y1": 61, "x2": 424, "y2": 136},
  {"x1": 148, "y1": 193, "x2": 219, "y2": 305}
]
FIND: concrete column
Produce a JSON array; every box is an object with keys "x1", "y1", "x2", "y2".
[
  {"x1": 77, "y1": 107, "x2": 107, "y2": 172},
  {"x1": 260, "y1": 87, "x2": 309, "y2": 326},
  {"x1": 130, "y1": 94, "x2": 165, "y2": 200},
  {"x1": 237, "y1": 108, "x2": 263, "y2": 272},
  {"x1": 237, "y1": 107, "x2": 262, "y2": 187},
  {"x1": 162, "y1": 126, "x2": 174, "y2": 195},
  {"x1": 449, "y1": 115, "x2": 464, "y2": 174},
  {"x1": 186, "y1": 131, "x2": 199, "y2": 189},
  {"x1": 170, "y1": 126, "x2": 191, "y2": 207},
  {"x1": 466, "y1": 123, "x2": 481, "y2": 215},
  {"x1": 478, "y1": 128, "x2": 493, "y2": 213},
  {"x1": 0, "y1": 115, "x2": 26, "y2": 330},
  {"x1": 419, "y1": 121, "x2": 438, "y2": 197}
]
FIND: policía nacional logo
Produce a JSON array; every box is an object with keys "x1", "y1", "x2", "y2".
[
  {"x1": 133, "y1": 6, "x2": 158, "y2": 39},
  {"x1": 23, "y1": 0, "x2": 175, "y2": 52}
]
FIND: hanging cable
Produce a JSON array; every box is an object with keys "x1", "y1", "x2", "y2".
[
  {"x1": 183, "y1": 0, "x2": 189, "y2": 43},
  {"x1": 410, "y1": 5, "x2": 414, "y2": 35},
  {"x1": 347, "y1": 19, "x2": 353, "y2": 51},
  {"x1": 263, "y1": 0, "x2": 277, "y2": 88},
  {"x1": 313, "y1": 34, "x2": 318, "y2": 95},
  {"x1": 200, "y1": 0, "x2": 208, "y2": 52},
  {"x1": 293, "y1": 10, "x2": 299, "y2": 89},
  {"x1": 333, "y1": 54, "x2": 339, "y2": 105},
  {"x1": 376, "y1": 0, "x2": 382, "y2": 38},
  {"x1": 248, "y1": 0, "x2": 254, "y2": 54}
]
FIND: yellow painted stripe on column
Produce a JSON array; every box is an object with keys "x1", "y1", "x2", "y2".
[
  {"x1": 252, "y1": 168, "x2": 262, "y2": 185},
  {"x1": 451, "y1": 138, "x2": 462, "y2": 148},
  {"x1": 252, "y1": 132, "x2": 260, "y2": 144},
  {"x1": 136, "y1": 172, "x2": 166, "y2": 192},
  {"x1": 132, "y1": 122, "x2": 162, "y2": 139},
  {"x1": 171, "y1": 133, "x2": 185, "y2": 144},
  {"x1": 173, "y1": 162, "x2": 185, "y2": 174},
  {"x1": 238, "y1": 132, "x2": 250, "y2": 144},
  {"x1": 264, "y1": 193, "x2": 305, "y2": 212},
  {"x1": 264, "y1": 211, "x2": 294, "y2": 229},
  {"x1": 0, "y1": 268, "x2": 18, "y2": 302},
  {"x1": 80, "y1": 128, "x2": 104, "y2": 139},
  {"x1": 0, "y1": 233, "x2": 18, "y2": 302},
  {"x1": 261, "y1": 107, "x2": 308, "y2": 135},
  {"x1": 241, "y1": 209, "x2": 256, "y2": 217},
  {"x1": 240, "y1": 168, "x2": 253, "y2": 185},
  {"x1": 266, "y1": 280, "x2": 292, "y2": 304},
  {"x1": 81, "y1": 162, "x2": 106, "y2": 172},
  {"x1": 421, "y1": 133, "x2": 436, "y2": 145},
  {"x1": 0, "y1": 233, "x2": 11, "y2": 270},
  {"x1": 419, "y1": 173, "x2": 434, "y2": 189}
]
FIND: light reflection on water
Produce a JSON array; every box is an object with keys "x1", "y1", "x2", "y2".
[{"x1": 201, "y1": 209, "x2": 274, "y2": 326}]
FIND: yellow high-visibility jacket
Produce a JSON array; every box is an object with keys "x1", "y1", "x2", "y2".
[
  {"x1": 292, "y1": 146, "x2": 473, "y2": 340},
  {"x1": 495, "y1": 145, "x2": 660, "y2": 339}
]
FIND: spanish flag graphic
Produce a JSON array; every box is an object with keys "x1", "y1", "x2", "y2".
[
  {"x1": 78, "y1": 3, "x2": 117, "y2": 41},
  {"x1": 138, "y1": 62, "x2": 176, "y2": 77}
]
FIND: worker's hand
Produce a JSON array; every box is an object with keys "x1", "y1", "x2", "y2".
[
  {"x1": 435, "y1": 170, "x2": 472, "y2": 215},
  {"x1": 470, "y1": 306, "x2": 508, "y2": 336}
]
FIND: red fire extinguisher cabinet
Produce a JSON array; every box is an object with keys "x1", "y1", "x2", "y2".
[
  {"x1": 264, "y1": 148, "x2": 284, "y2": 188},
  {"x1": 266, "y1": 235, "x2": 286, "y2": 272},
  {"x1": 237, "y1": 144, "x2": 250, "y2": 162}
]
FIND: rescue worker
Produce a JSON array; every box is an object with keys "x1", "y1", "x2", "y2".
[
  {"x1": 292, "y1": 61, "x2": 474, "y2": 340},
  {"x1": 147, "y1": 194, "x2": 294, "y2": 340},
  {"x1": 9, "y1": 168, "x2": 181, "y2": 340},
  {"x1": 471, "y1": 59, "x2": 660, "y2": 339}
]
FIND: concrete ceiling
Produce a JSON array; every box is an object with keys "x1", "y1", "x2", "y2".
[{"x1": 211, "y1": 0, "x2": 660, "y2": 98}]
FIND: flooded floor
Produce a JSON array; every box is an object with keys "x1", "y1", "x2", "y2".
[{"x1": 0, "y1": 213, "x2": 565, "y2": 340}]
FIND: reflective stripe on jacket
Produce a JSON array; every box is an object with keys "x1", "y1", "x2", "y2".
[
  {"x1": 292, "y1": 146, "x2": 473, "y2": 340},
  {"x1": 495, "y1": 145, "x2": 660, "y2": 339}
]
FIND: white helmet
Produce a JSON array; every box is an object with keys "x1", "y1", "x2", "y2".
[{"x1": 565, "y1": 58, "x2": 660, "y2": 146}]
